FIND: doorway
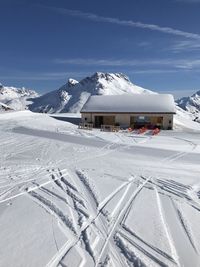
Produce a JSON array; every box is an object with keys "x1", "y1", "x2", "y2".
[{"x1": 95, "y1": 116, "x2": 104, "y2": 127}]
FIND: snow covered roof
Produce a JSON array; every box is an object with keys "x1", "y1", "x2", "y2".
[{"x1": 81, "y1": 94, "x2": 176, "y2": 114}]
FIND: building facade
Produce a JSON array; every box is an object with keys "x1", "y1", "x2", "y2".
[{"x1": 81, "y1": 94, "x2": 176, "y2": 130}]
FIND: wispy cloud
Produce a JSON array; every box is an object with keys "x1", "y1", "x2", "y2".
[
  {"x1": 54, "y1": 58, "x2": 147, "y2": 66},
  {"x1": 175, "y1": 59, "x2": 200, "y2": 69},
  {"x1": 48, "y1": 7, "x2": 200, "y2": 40},
  {"x1": 170, "y1": 40, "x2": 200, "y2": 52},
  {"x1": 130, "y1": 69, "x2": 182, "y2": 74},
  {"x1": 54, "y1": 58, "x2": 176, "y2": 67},
  {"x1": 54, "y1": 57, "x2": 200, "y2": 70},
  {"x1": 0, "y1": 71, "x2": 88, "y2": 81}
]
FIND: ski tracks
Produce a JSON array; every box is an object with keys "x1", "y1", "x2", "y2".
[
  {"x1": 154, "y1": 185, "x2": 181, "y2": 266},
  {"x1": 95, "y1": 176, "x2": 150, "y2": 267},
  {"x1": 152, "y1": 176, "x2": 200, "y2": 267},
  {"x1": 44, "y1": 167, "x2": 200, "y2": 267},
  {"x1": 6, "y1": 133, "x2": 198, "y2": 267},
  {"x1": 162, "y1": 135, "x2": 198, "y2": 163},
  {"x1": 115, "y1": 174, "x2": 200, "y2": 267},
  {"x1": 43, "y1": 169, "x2": 151, "y2": 267}
]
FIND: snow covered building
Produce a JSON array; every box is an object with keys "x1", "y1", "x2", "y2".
[{"x1": 80, "y1": 94, "x2": 176, "y2": 130}]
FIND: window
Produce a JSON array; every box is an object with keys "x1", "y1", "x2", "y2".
[
  {"x1": 139, "y1": 116, "x2": 145, "y2": 120},
  {"x1": 136, "y1": 116, "x2": 150, "y2": 122}
]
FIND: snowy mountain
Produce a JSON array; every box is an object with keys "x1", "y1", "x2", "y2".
[
  {"x1": 0, "y1": 83, "x2": 38, "y2": 111},
  {"x1": 177, "y1": 90, "x2": 200, "y2": 122},
  {"x1": 0, "y1": 101, "x2": 13, "y2": 111},
  {"x1": 29, "y1": 72, "x2": 154, "y2": 113}
]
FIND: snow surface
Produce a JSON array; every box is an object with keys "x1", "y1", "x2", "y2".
[
  {"x1": 81, "y1": 94, "x2": 176, "y2": 113},
  {"x1": 0, "y1": 111, "x2": 200, "y2": 267}
]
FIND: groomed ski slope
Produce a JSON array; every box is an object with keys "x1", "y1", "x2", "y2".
[{"x1": 0, "y1": 111, "x2": 200, "y2": 267}]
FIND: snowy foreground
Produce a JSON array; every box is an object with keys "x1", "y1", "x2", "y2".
[{"x1": 0, "y1": 111, "x2": 200, "y2": 267}]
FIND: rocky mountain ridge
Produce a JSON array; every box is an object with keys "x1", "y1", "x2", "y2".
[
  {"x1": 177, "y1": 90, "x2": 200, "y2": 122},
  {"x1": 29, "y1": 72, "x2": 153, "y2": 113}
]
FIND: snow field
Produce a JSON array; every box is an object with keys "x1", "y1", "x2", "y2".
[{"x1": 0, "y1": 111, "x2": 200, "y2": 267}]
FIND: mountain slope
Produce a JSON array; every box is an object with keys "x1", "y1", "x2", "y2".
[
  {"x1": 0, "y1": 83, "x2": 38, "y2": 111},
  {"x1": 29, "y1": 72, "x2": 154, "y2": 113},
  {"x1": 0, "y1": 101, "x2": 13, "y2": 111},
  {"x1": 177, "y1": 90, "x2": 200, "y2": 122}
]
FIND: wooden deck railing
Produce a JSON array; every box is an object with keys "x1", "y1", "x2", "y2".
[
  {"x1": 101, "y1": 125, "x2": 120, "y2": 132},
  {"x1": 78, "y1": 123, "x2": 93, "y2": 130}
]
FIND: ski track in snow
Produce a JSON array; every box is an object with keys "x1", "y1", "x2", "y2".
[
  {"x1": 121, "y1": 225, "x2": 175, "y2": 264},
  {"x1": 95, "y1": 176, "x2": 150, "y2": 267},
  {"x1": 154, "y1": 185, "x2": 180, "y2": 266},
  {"x1": 44, "y1": 171, "x2": 145, "y2": 266},
  {"x1": 171, "y1": 200, "x2": 198, "y2": 253},
  {"x1": 28, "y1": 190, "x2": 77, "y2": 235}
]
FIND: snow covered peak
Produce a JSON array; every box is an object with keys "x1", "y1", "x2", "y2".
[
  {"x1": 114, "y1": 73, "x2": 130, "y2": 82},
  {"x1": 67, "y1": 78, "x2": 79, "y2": 87},
  {"x1": 29, "y1": 72, "x2": 154, "y2": 113},
  {"x1": 0, "y1": 84, "x2": 38, "y2": 111},
  {"x1": 0, "y1": 85, "x2": 38, "y2": 99},
  {"x1": 89, "y1": 72, "x2": 131, "y2": 84},
  {"x1": 177, "y1": 90, "x2": 200, "y2": 121},
  {"x1": 77, "y1": 72, "x2": 153, "y2": 96},
  {"x1": 191, "y1": 90, "x2": 200, "y2": 98}
]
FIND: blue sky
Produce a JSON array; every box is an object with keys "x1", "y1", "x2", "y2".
[{"x1": 1, "y1": 0, "x2": 200, "y2": 98}]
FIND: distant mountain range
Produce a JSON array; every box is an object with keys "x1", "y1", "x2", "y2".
[
  {"x1": 177, "y1": 90, "x2": 200, "y2": 122},
  {"x1": 0, "y1": 73, "x2": 200, "y2": 123},
  {"x1": 0, "y1": 83, "x2": 38, "y2": 111}
]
